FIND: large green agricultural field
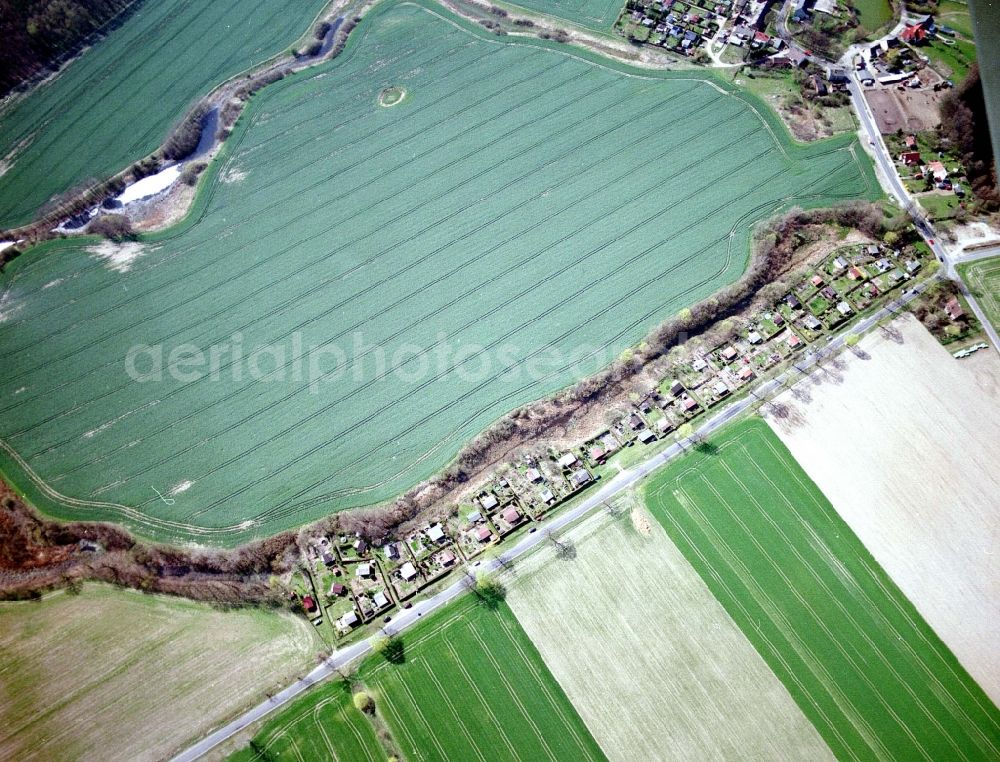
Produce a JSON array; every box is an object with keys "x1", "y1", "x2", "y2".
[
  {"x1": 0, "y1": 0, "x2": 878, "y2": 545},
  {"x1": 959, "y1": 255, "x2": 1000, "y2": 333},
  {"x1": 501, "y1": 0, "x2": 625, "y2": 31},
  {"x1": 0, "y1": 584, "x2": 319, "y2": 761},
  {"x1": 645, "y1": 418, "x2": 1000, "y2": 761},
  {"x1": 359, "y1": 597, "x2": 605, "y2": 762},
  {"x1": 228, "y1": 679, "x2": 385, "y2": 762},
  {"x1": 0, "y1": 0, "x2": 329, "y2": 228}
]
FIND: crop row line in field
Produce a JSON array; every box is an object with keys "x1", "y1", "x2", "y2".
[
  {"x1": 742, "y1": 437, "x2": 1000, "y2": 751},
  {"x1": 13, "y1": 88, "x2": 737, "y2": 459},
  {"x1": 699, "y1": 460, "x2": 947, "y2": 760},
  {"x1": 176, "y1": 142, "x2": 782, "y2": 522},
  {"x1": 667, "y1": 483, "x2": 880, "y2": 760},
  {"x1": 671, "y1": 471, "x2": 901, "y2": 760},
  {"x1": 0, "y1": 51, "x2": 580, "y2": 355},
  {"x1": 214, "y1": 145, "x2": 859, "y2": 524},
  {"x1": 442, "y1": 639, "x2": 523, "y2": 758},
  {"x1": 20, "y1": 93, "x2": 747, "y2": 463}
]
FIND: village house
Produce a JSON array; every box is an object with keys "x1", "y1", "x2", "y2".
[
  {"x1": 479, "y1": 493, "x2": 499, "y2": 511},
  {"x1": 476, "y1": 525, "x2": 493, "y2": 543},
  {"x1": 525, "y1": 467, "x2": 543, "y2": 483},
  {"x1": 338, "y1": 610, "x2": 359, "y2": 631},
  {"x1": 721, "y1": 346, "x2": 738, "y2": 362},
  {"x1": 399, "y1": 561, "x2": 418, "y2": 582},
  {"x1": 944, "y1": 296, "x2": 965, "y2": 321},
  {"x1": 502, "y1": 506, "x2": 523, "y2": 525},
  {"x1": 669, "y1": 379, "x2": 685, "y2": 396},
  {"x1": 836, "y1": 301, "x2": 852, "y2": 317},
  {"x1": 426, "y1": 523, "x2": 447, "y2": 544},
  {"x1": 436, "y1": 549, "x2": 457, "y2": 568},
  {"x1": 557, "y1": 452, "x2": 579, "y2": 469},
  {"x1": 467, "y1": 509, "x2": 483, "y2": 524}
]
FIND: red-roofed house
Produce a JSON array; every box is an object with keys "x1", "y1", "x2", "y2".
[
  {"x1": 303, "y1": 595, "x2": 317, "y2": 613},
  {"x1": 900, "y1": 24, "x2": 928, "y2": 44},
  {"x1": 928, "y1": 161, "x2": 948, "y2": 182},
  {"x1": 945, "y1": 296, "x2": 965, "y2": 320},
  {"x1": 502, "y1": 507, "x2": 522, "y2": 525},
  {"x1": 900, "y1": 150, "x2": 921, "y2": 166},
  {"x1": 476, "y1": 526, "x2": 493, "y2": 542}
]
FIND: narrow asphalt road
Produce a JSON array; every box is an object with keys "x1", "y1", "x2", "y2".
[{"x1": 171, "y1": 276, "x2": 934, "y2": 762}]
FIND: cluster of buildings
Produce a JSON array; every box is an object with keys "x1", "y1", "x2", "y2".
[
  {"x1": 295, "y1": 453, "x2": 598, "y2": 635},
  {"x1": 294, "y1": 232, "x2": 934, "y2": 640},
  {"x1": 620, "y1": 0, "x2": 739, "y2": 55}
]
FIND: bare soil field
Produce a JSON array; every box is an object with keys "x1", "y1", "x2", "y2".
[
  {"x1": 0, "y1": 585, "x2": 319, "y2": 761},
  {"x1": 764, "y1": 314, "x2": 1000, "y2": 707},
  {"x1": 504, "y1": 497, "x2": 833, "y2": 761},
  {"x1": 864, "y1": 86, "x2": 942, "y2": 134}
]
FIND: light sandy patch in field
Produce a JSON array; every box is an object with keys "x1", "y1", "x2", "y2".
[
  {"x1": 764, "y1": 314, "x2": 1000, "y2": 706},
  {"x1": 86, "y1": 240, "x2": 148, "y2": 273},
  {"x1": 0, "y1": 584, "x2": 318, "y2": 762},
  {"x1": 505, "y1": 506, "x2": 833, "y2": 761}
]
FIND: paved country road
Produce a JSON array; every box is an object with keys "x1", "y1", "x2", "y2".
[{"x1": 171, "y1": 278, "x2": 933, "y2": 762}]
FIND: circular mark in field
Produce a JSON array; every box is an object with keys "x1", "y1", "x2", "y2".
[{"x1": 379, "y1": 86, "x2": 406, "y2": 107}]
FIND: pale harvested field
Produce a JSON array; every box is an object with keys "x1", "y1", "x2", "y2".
[
  {"x1": 504, "y1": 500, "x2": 834, "y2": 761},
  {"x1": 0, "y1": 585, "x2": 319, "y2": 761},
  {"x1": 765, "y1": 314, "x2": 1000, "y2": 707}
]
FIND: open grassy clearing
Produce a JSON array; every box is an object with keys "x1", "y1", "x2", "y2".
[
  {"x1": 850, "y1": 0, "x2": 893, "y2": 34},
  {"x1": 504, "y1": 502, "x2": 834, "y2": 761},
  {"x1": 0, "y1": 0, "x2": 877, "y2": 545},
  {"x1": 645, "y1": 418, "x2": 1000, "y2": 761},
  {"x1": 0, "y1": 0, "x2": 328, "y2": 228},
  {"x1": 359, "y1": 596, "x2": 605, "y2": 762},
  {"x1": 764, "y1": 314, "x2": 1000, "y2": 707},
  {"x1": 0, "y1": 584, "x2": 319, "y2": 762},
  {"x1": 959, "y1": 255, "x2": 1000, "y2": 332},
  {"x1": 501, "y1": 0, "x2": 624, "y2": 31},
  {"x1": 228, "y1": 679, "x2": 385, "y2": 762}
]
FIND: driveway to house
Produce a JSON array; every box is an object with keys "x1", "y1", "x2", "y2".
[{"x1": 171, "y1": 276, "x2": 936, "y2": 762}]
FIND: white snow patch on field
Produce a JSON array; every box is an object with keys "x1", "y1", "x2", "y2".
[
  {"x1": 42, "y1": 278, "x2": 63, "y2": 289},
  {"x1": 221, "y1": 166, "x2": 247, "y2": 184},
  {"x1": 765, "y1": 314, "x2": 1000, "y2": 706},
  {"x1": 116, "y1": 164, "x2": 182, "y2": 204},
  {"x1": 168, "y1": 480, "x2": 193, "y2": 496},
  {"x1": 83, "y1": 401, "x2": 159, "y2": 439},
  {"x1": 87, "y1": 241, "x2": 148, "y2": 273},
  {"x1": 0, "y1": 289, "x2": 21, "y2": 323}
]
